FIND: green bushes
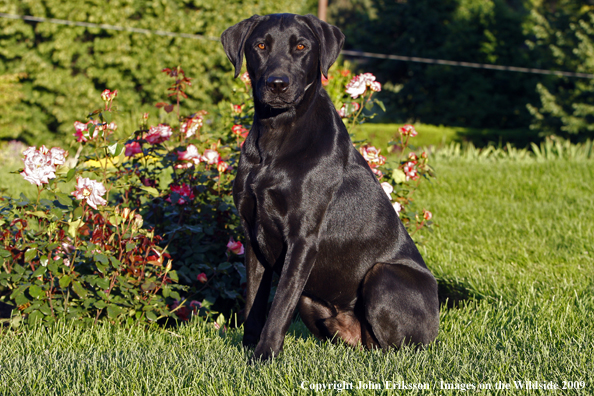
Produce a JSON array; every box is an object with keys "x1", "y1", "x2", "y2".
[{"x1": 0, "y1": 0, "x2": 307, "y2": 145}]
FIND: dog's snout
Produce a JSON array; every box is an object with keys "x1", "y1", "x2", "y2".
[{"x1": 266, "y1": 76, "x2": 290, "y2": 94}]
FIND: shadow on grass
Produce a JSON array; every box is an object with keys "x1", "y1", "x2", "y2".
[
  {"x1": 454, "y1": 127, "x2": 542, "y2": 149},
  {"x1": 436, "y1": 277, "x2": 482, "y2": 309}
]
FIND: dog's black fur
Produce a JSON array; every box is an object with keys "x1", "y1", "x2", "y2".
[{"x1": 221, "y1": 13, "x2": 439, "y2": 361}]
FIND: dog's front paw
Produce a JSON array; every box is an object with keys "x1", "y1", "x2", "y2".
[{"x1": 251, "y1": 341, "x2": 279, "y2": 362}]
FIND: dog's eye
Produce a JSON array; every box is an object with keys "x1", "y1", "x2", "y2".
[
  {"x1": 257, "y1": 43, "x2": 266, "y2": 50},
  {"x1": 296, "y1": 44, "x2": 305, "y2": 51}
]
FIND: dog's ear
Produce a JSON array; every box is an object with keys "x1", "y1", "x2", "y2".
[
  {"x1": 221, "y1": 15, "x2": 262, "y2": 78},
  {"x1": 298, "y1": 14, "x2": 345, "y2": 78}
]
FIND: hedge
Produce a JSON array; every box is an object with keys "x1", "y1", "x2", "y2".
[{"x1": 0, "y1": 0, "x2": 308, "y2": 144}]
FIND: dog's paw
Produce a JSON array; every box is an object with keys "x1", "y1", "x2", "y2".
[{"x1": 251, "y1": 342, "x2": 278, "y2": 362}]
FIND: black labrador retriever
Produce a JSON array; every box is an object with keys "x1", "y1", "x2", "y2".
[{"x1": 221, "y1": 13, "x2": 439, "y2": 361}]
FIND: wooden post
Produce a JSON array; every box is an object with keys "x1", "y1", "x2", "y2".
[{"x1": 318, "y1": 0, "x2": 328, "y2": 22}]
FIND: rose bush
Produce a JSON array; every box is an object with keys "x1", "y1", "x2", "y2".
[{"x1": 0, "y1": 63, "x2": 434, "y2": 327}]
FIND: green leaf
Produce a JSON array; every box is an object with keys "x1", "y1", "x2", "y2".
[
  {"x1": 94, "y1": 253, "x2": 109, "y2": 265},
  {"x1": 24, "y1": 248, "x2": 38, "y2": 262},
  {"x1": 40, "y1": 255, "x2": 49, "y2": 267},
  {"x1": 25, "y1": 210, "x2": 47, "y2": 219},
  {"x1": 68, "y1": 219, "x2": 83, "y2": 238},
  {"x1": 13, "y1": 264, "x2": 25, "y2": 274},
  {"x1": 109, "y1": 256, "x2": 121, "y2": 269},
  {"x1": 218, "y1": 262, "x2": 232, "y2": 271},
  {"x1": 59, "y1": 275, "x2": 72, "y2": 288},
  {"x1": 32, "y1": 265, "x2": 47, "y2": 278},
  {"x1": 88, "y1": 123, "x2": 96, "y2": 137},
  {"x1": 66, "y1": 168, "x2": 77, "y2": 182},
  {"x1": 48, "y1": 260, "x2": 60, "y2": 276},
  {"x1": 139, "y1": 186, "x2": 160, "y2": 197},
  {"x1": 39, "y1": 303, "x2": 52, "y2": 316},
  {"x1": 168, "y1": 270, "x2": 179, "y2": 282},
  {"x1": 72, "y1": 281, "x2": 88, "y2": 298},
  {"x1": 14, "y1": 292, "x2": 30, "y2": 307},
  {"x1": 96, "y1": 278, "x2": 110, "y2": 290},
  {"x1": 392, "y1": 169, "x2": 407, "y2": 184},
  {"x1": 374, "y1": 99, "x2": 386, "y2": 112},
  {"x1": 102, "y1": 111, "x2": 112, "y2": 124},
  {"x1": 28, "y1": 310, "x2": 44, "y2": 324},
  {"x1": 145, "y1": 311, "x2": 158, "y2": 321},
  {"x1": 28, "y1": 285, "x2": 44, "y2": 299},
  {"x1": 141, "y1": 281, "x2": 156, "y2": 292},
  {"x1": 106, "y1": 304, "x2": 122, "y2": 319},
  {"x1": 0, "y1": 248, "x2": 10, "y2": 258},
  {"x1": 107, "y1": 142, "x2": 125, "y2": 157},
  {"x1": 94, "y1": 300, "x2": 107, "y2": 309},
  {"x1": 126, "y1": 242, "x2": 136, "y2": 252},
  {"x1": 16, "y1": 193, "x2": 30, "y2": 206},
  {"x1": 73, "y1": 206, "x2": 83, "y2": 219}
]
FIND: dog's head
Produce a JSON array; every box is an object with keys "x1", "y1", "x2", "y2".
[{"x1": 221, "y1": 14, "x2": 344, "y2": 109}]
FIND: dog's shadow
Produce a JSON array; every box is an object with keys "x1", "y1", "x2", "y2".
[{"x1": 436, "y1": 276, "x2": 483, "y2": 309}]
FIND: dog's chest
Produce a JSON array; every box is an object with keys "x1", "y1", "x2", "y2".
[{"x1": 239, "y1": 165, "x2": 294, "y2": 264}]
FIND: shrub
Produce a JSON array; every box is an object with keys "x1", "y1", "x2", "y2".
[
  {"x1": 0, "y1": 63, "x2": 435, "y2": 326},
  {"x1": 0, "y1": 0, "x2": 308, "y2": 145}
]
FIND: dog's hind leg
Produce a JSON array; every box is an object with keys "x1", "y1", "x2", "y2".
[
  {"x1": 361, "y1": 261, "x2": 439, "y2": 349},
  {"x1": 298, "y1": 295, "x2": 378, "y2": 348}
]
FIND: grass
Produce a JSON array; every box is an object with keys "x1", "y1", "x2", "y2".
[
  {"x1": 354, "y1": 123, "x2": 546, "y2": 152},
  {"x1": 1, "y1": 155, "x2": 593, "y2": 395}
]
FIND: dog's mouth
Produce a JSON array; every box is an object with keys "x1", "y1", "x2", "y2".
[{"x1": 262, "y1": 97, "x2": 296, "y2": 109}]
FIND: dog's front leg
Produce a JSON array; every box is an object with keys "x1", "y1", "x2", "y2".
[
  {"x1": 243, "y1": 240, "x2": 273, "y2": 348},
  {"x1": 252, "y1": 239, "x2": 317, "y2": 361}
]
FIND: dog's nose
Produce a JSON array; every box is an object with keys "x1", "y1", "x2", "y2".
[{"x1": 266, "y1": 76, "x2": 289, "y2": 94}]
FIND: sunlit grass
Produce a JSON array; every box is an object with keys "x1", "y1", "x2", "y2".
[{"x1": 1, "y1": 134, "x2": 593, "y2": 395}]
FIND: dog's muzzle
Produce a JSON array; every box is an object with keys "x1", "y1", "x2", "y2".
[{"x1": 266, "y1": 75, "x2": 289, "y2": 94}]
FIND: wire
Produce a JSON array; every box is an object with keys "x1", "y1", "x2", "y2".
[
  {"x1": 341, "y1": 50, "x2": 594, "y2": 79},
  {"x1": 0, "y1": 12, "x2": 220, "y2": 42},
  {"x1": 1, "y1": 12, "x2": 592, "y2": 79}
]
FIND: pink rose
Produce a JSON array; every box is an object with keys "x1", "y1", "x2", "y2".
[
  {"x1": 181, "y1": 116, "x2": 203, "y2": 138},
  {"x1": 144, "y1": 124, "x2": 173, "y2": 144},
  {"x1": 217, "y1": 161, "x2": 230, "y2": 173},
  {"x1": 359, "y1": 145, "x2": 386, "y2": 167},
  {"x1": 167, "y1": 183, "x2": 195, "y2": 205},
  {"x1": 101, "y1": 89, "x2": 117, "y2": 102},
  {"x1": 372, "y1": 168, "x2": 383, "y2": 179},
  {"x1": 345, "y1": 74, "x2": 367, "y2": 99},
  {"x1": 399, "y1": 124, "x2": 417, "y2": 137},
  {"x1": 403, "y1": 161, "x2": 418, "y2": 181},
  {"x1": 49, "y1": 147, "x2": 68, "y2": 166},
  {"x1": 381, "y1": 182, "x2": 393, "y2": 199},
  {"x1": 369, "y1": 81, "x2": 382, "y2": 92},
  {"x1": 227, "y1": 238, "x2": 244, "y2": 255},
  {"x1": 232, "y1": 124, "x2": 249, "y2": 136},
  {"x1": 423, "y1": 210, "x2": 432, "y2": 221},
  {"x1": 393, "y1": 202, "x2": 403, "y2": 216},
  {"x1": 71, "y1": 177, "x2": 107, "y2": 209},
  {"x1": 345, "y1": 73, "x2": 379, "y2": 99},
  {"x1": 240, "y1": 72, "x2": 251, "y2": 85},
  {"x1": 176, "y1": 144, "x2": 201, "y2": 164},
  {"x1": 202, "y1": 149, "x2": 220, "y2": 165},
  {"x1": 197, "y1": 273, "x2": 208, "y2": 283},
  {"x1": 125, "y1": 141, "x2": 143, "y2": 157},
  {"x1": 20, "y1": 145, "x2": 67, "y2": 186}
]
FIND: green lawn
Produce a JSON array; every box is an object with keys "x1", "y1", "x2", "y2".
[{"x1": 1, "y1": 156, "x2": 592, "y2": 395}]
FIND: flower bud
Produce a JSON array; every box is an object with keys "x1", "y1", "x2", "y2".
[{"x1": 133, "y1": 213, "x2": 143, "y2": 229}]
